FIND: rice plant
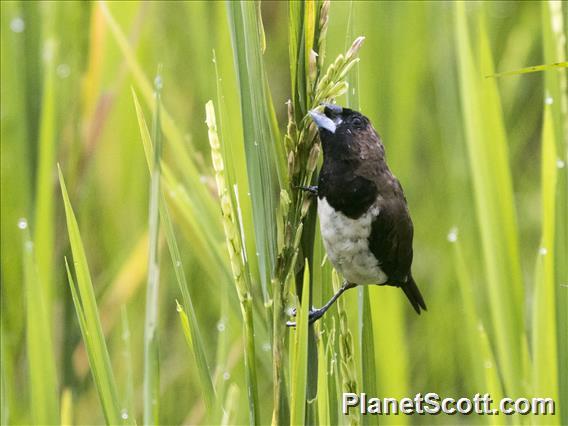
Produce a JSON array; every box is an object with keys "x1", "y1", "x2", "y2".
[{"x1": 1, "y1": 1, "x2": 566, "y2": 425}]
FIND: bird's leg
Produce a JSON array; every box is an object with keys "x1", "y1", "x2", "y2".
[
  {"x1": 286, "y1": 281, "x2": 356, "y2": 327},
  {"x1": 296, "y1": 185, "x2": 318, "y2": 196}
]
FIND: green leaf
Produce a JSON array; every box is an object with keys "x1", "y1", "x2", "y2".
[
  {"x1": 134, "y1": 85, "x2": 220, "y2": 422},
  {"x1": 531, "y1": 103, "x2": 559, "y2": 424},
  {"x1": 542, "y1": 2, "x2": 568, "y2": 419},
  {"x1": 290, "y1": 264, "x2": 310, "y2": 426},
  {"x1": 454, "y1": 2, "x2": 526, "y2": 396},
  {"x1": 227, "y1": 0, "x2": 283, "y2": 303},
  {"x1": 58, "y1": 167, "x2": 125, "y2": 424},
  {"x1": 142, "y1": 70, "x2": 163, "y2": 426},
  {"x1": 487, "y1": 61, "x2": 567, "y2": 78},
  {"x1": 21, "y1": 220, "x2": 59, "y2": 425}
]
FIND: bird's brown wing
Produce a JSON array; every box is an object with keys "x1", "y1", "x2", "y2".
[{"x1": 368, "y1": 196, "x2": 414, "y2": 283}]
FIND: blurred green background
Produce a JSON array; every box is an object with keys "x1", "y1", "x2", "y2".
[{"x1": 1, "y1": 1, "x2": 566, "y2": 425}]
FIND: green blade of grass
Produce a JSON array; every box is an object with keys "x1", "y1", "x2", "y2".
[
  {"x1": 58, "y1": 167, "x2": 125, "y2": 424},
  {"x1": 132, "y1": 90, "x2": 239, "y2": 421},
  {"x1": 290, "y1": 264, "x2": 310, "y2": 426},
  {"x1": 33, "y1": 6, "x2": 57, "y2": 319},
  {"x1": 131, "y1": 88, "x2": 243, "y2": 322},
  {"x1": 176, "y1": 301, "x2": 219, "y2": 421},
  {"x1": 454, "y1": 2, "x2": 526, "y2": 396},
  {"x1": 487, "y1": 61, "x2": 567, "y2": 78},
  {"x1": 531, "y1": 103, "x2": 559, "y2": 424},
  {"x1": 143, "y1": 71, "x2": 163, "y2": 426},
  {"x1": 119, "y1": 307, "x2": 134, "y2": 423},
  {"x1": 206, "y1": 100, "x2": 259, "y2": 424},
  {"x1": 315, "y1": 323, "x2": 329, "y2": 426},
  {"x1": 450, "y1": 230, "x2": 505, "y2": 423},
  {"x1": 21, "y1": 220, "x2": 59, "y2": 425},
  {"x1": 542, "y1": 2, "x2": 568, "y2": 420},
  {"x1": 227, "y1": 0, "x2": 283, "y2": 303}
]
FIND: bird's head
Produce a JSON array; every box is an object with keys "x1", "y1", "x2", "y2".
[
  {"x1": 309, "y1": 103, "x2": 371, "y2": 135},
  {"x1": 309, "y1": 104, "x2": 380, "y2": 158}
]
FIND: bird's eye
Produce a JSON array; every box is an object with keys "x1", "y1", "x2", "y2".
[{"x1": 352, "y1": 117, "x2": 363, "y2": 127}]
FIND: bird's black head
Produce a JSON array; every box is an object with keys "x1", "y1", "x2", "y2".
[{"x1": 309, "y1": 104, "x2": 381, "y2": 159}]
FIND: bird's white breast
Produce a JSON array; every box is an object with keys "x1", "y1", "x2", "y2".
[{"x1": 317, "y1": 197, "x2": 388, "y2": 285}]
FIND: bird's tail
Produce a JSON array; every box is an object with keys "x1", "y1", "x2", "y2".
[{"x1": 401, "y1": 275, "x2": 427, "y2": 314}]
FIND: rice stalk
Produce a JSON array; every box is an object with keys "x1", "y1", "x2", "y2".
[{"x1": 206, "y1": 100, "x2": 259, "y2": 424}]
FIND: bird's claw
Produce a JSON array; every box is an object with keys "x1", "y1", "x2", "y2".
[
  {"x1": 286, "y1": 307, "x2": 324, "y2": 327},
  {"x1": 295, "y1": 185, "x2": 318, "y2": 195}
]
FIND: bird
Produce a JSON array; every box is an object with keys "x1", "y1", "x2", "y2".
[{"x1": 291, "y1": 103, "x2": 426, "y2": 325}]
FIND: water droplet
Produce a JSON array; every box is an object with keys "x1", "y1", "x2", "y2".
[
  {"x1": 121, "y1": 409, "x2": 129, "y2": 420},
  {"x1": 557, "y1": 159, "x2": 566, "y2": 169},
  {"x1": 154, "y1": 75, "x2": 163, "y2": 90},
  {"x1": 223, "y1": 371, "x2": 230, "y2": 381},
  {"x1": 447, "y1": 227, "x2": 458, "y2": 243},
  {"x1": 262, "y1": 342, "x2": 271, "y2": 352},
  {"x1": 176, "y1": 260, "x2": 182, "y2": 268},
  {"x1": 18, "y1": 218, "x2": 28, "y2": 229},
  {"x1": 545, "y1": 96, "x2": 554, "y2": 105},
  {"x1": 10, "y1": 17, "x2": 25, "y2": 33},
  {"x1": 216, "y1": 321, "x2": 225, "y2": 332},
  {"x1": 176, "y1": 304, "x2": 182, "y2": 312},
  {"x1": 56, "y1": 63, "x2": 70, "y2": 79},
  {"x1": 539, "y1": 247, "x2": 547, "y2": 255},
  {"x1": 254, "y1": 140, "x2": 259, "y2": 147},
  {"x1": 484, "y1": 361, "x2": 492, "y2": 369}
]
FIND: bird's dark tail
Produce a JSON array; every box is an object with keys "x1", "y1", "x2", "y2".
[{"x1": 401, "y1": 275, "x2": 427, "y2": 314}]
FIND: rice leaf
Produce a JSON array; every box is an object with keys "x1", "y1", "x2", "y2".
[
  {"x1": 176, "y1": 301, "x2": 218, "y2": 421},
  {"x1": 142, "y1": 71, "x2": 163, "y2": 426},
  {"x1": 33, "y1": 6, "x2": 58, "y2": 316},
  {"x1": 227, "y1": 0, "x2": 283, "y2": 302},
  {"x1": 454, "y1": 2, "x2": 526, "y2": 395},
  {"x1": 58, "y1": 168, "x2": 125, "y2": 424},
  {"x1": 542, "y1": 2, "x2": 568, "y2": 419},
  {"x1": 21, "y1": 220, "x2": 59, "y2": 425},
  {"x1": 290, "y1": 264, "x2": 310, "y2": 426},
  {"x1": 531, "y1": 103, "x2": 559, "y2": 424},
  {"x1": 119, "y1": 307, "x2": 134, "y2": 423},
  {"x1": 487, "y1": 61, "x2": 567, "y2": 78},
  {"x1": 206, "y1": 100, "x2": 258, "y2": 424},
  {"x1": 315, "y1": 324, "x2": 329, "y2": 425}
]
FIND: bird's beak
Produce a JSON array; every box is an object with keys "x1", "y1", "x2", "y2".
[{"x1": 309, "y1": 104, "x2": 343, "y2": 134}]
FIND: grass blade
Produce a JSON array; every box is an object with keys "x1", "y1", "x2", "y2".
[
  {"x1": 143, "y1": 71, "x2": 164, "y2": 426},
  {"x1": 290, "y1": 265, "x2": 310, "y2": 426},
  {"x1": 176, "y1": 302, "x2": 219, "y2": 421},
  {"x1": 454, "y1": 2, "x2": 526, "y2": 395},
  {"x1": 133, "y1": 89, "x2": 219, "y2": 421},
  {"x1": 58, "y1": 167, "x2": 125, "y2": 424},
  {"x1": 21, "y1": 219, "x2": 59, "y2": 425},
  {"x1": 542, "y1": 2, "x2": 568, "y2": 419},
  {"x1": 206, "y1": 100, "x2": 258, "y2": 424},
  {"x1": 33, "y1": 16, "x2": 57, "y2": 315},
  {"x1": 227, "y1": 0, "x2": 283, "y2": 302},
  {"x1": 487, "y1": 61, "x2": 567, "y2": 78},
  {"x1": 531, "y1": 103, "x2": 559, "y2": 423}
]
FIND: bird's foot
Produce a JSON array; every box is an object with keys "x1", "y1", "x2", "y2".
[
  {"x1": 286, "y1": 306, "x2": 325, "y2": 327},
  {"x1": 295, "y1": 185, "x2": 318, "y2": 196}
]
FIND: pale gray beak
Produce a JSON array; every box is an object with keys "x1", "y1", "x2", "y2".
[
  {"x1": 309, "y1": 104, "x2": 343, "y2": 134},
  {"x1": 309, "y1": 110, "x2": 337, "y2": 133}
]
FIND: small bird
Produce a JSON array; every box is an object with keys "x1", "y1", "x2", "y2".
[{"x1": 293, "y1": 104, "x2": 426, "y2": 324}]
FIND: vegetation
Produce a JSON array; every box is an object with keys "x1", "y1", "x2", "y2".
[{"x1": 1, "y1": 1, "x2": 566, "y2": 425}]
